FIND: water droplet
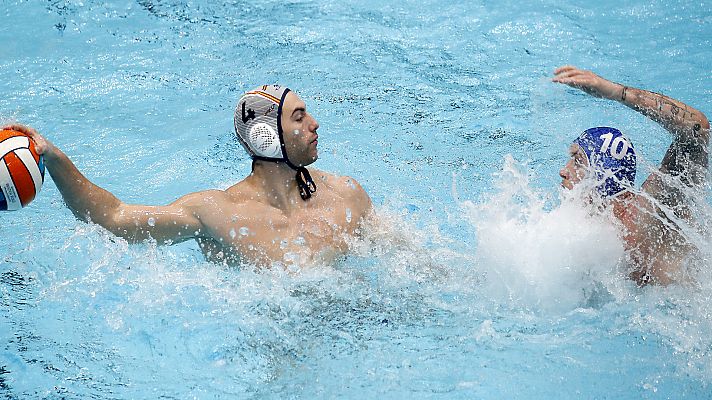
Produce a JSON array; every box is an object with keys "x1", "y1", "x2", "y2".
[
  {"x1": 280, "y1": 239, "x2": 288, "y2": 249},
  {"x1": 229, "y1": 229, "x2": 236, "y2": 239},
  {"x1": 345, "y1": 208, "x2": 352, "y2": 223},
  {"x1": 405, "y1": 204, "x2": 419, "y2": 213},
  {"x1": 293, "y1": 129, "x2": 301, "y2": 135},
  {"x1": 293, "y1": 236, "x2": 305, "y2": 246},
  {"x1": 284, "y1": 252, "x2": 298, "y2": 262},
  {"x1": 147, "y1": 217, "x2": 156, "y2": 227},
  {"x1": 239, "y1": 227, "x2": 249, "y2": 236}
]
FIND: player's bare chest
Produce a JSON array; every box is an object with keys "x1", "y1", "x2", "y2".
[{"x1": 208, "y1": 206, "x2": 357, "y2": 266}]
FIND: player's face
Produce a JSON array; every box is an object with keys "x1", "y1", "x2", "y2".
[
  {"x1": 559, "y1": 144, "x2": 589, "y2": 190},
  {"x1": 281, "y1": 92, "x2": 320, "y2": 167}
]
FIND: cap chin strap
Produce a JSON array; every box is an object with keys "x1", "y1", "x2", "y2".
[
  {"x1": 282, "y1": 156, "x2": 316, "y2": 200},
  {"x1": 294, "y1": 165, "x2": 317, "y2": 200},
  {"x1": 275, "y1": 88, "x2": 316, "y2": 201},
  {"x1": 252, "y1": 155, "x2": 317, "y2": 201},
  {"x1": 249, "y1": 87, "x2": 317, "y2": 201}
]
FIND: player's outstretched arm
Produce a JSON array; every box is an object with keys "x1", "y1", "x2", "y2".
[
  {"x1": 552, "y1": 65, "x2": 710, "y2": 186},
  {"x1": 3, "y1": 124, "x2": 204, "y2": 244}
]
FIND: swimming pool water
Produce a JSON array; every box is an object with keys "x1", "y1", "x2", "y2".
[{"x1": 2, "y1": 0, "x2": 712, "y2": 398}]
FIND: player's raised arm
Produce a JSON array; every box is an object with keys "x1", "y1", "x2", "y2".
[
  {"x1": 552, "y1": 66, "x2": 710, "y2": 188},
  {"x1": 3, "y1": 124, "x2": 204, "y2": 244},
  {"x1": 618, "y1": 86, "x2": 709, "y2": 185}
]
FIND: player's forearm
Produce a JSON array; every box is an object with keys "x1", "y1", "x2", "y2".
[
  {"x1": 617, "y1": 85, "x2": 710, "y2": 140},
  {"x1": 43, "y1": 148, "x2": 122, "y2": 225}
]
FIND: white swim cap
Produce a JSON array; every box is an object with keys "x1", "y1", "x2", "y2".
[
  {"x1": 233, "y1": 85, "x2": 317, "y2": 200},
  {"x1": 234, "y1": 85, "x2": 291, "y2": 160}
]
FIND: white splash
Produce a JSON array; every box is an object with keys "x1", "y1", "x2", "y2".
[{"x1": 459, "y1": 155, "x2": 625, "y2": 311}]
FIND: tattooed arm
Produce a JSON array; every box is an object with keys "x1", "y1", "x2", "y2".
[
  {"x1": 553, "y1": 65, "x2": 710, "y2": 191},
  {"x1": 619, "y1": 86, "x2": 709, "y2": 184}
]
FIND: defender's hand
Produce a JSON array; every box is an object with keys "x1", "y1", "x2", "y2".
[{"x1": 552, "y1": 65, "x2": 622, "y2": 100}]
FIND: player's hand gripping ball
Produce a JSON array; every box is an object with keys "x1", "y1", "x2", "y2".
[{"x1": 0, "y1": 129, "x2": 45, "y2": 210}]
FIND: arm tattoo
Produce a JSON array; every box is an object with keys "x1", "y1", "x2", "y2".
[
  {"x1": 636, "y1": 90, "x2": 697, "y2": 124},
  {"x1": 656, "y1": 97, "x2": 664, "y2": 112},
  {"x1": 627, "y1": 87, "x2": 709, "y2": 189}
]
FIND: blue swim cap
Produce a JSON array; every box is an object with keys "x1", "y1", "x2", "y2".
[{"x1": 573, "y1": 127, "x2": 636, "y2": 197}]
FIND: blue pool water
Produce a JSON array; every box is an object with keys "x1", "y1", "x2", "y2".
[{"x1": 2, "y1": 0, "x2": 712, "y2": 398}]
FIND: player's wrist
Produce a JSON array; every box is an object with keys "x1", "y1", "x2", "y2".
[
  {"x1": 602, "y1": 82, "x2": 626, "y2": 102},
  {"x1": 618, "y1": 84, "x2": 629, "y2": 102},
  {"x1": 41, "y1": 143, "x2": 64, "y2": 164}
]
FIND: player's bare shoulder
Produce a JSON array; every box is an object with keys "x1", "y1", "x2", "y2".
[
  {"x1": 173, "y1": 186, "x2": 262, "y2": 223},
  {"x1": 171, "y1": 189, "x2": 233, "y2": 208},
  {"x1": 311, "y1": 169, "x2": 372, "y2": 212}
]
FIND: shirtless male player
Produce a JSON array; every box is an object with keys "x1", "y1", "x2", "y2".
[
  {"x1": 553, "y1": 66, "x2": 709, "y2": 285},
  {"x1": 6, "y1": 85, "x2": 372, "y2": 267}
]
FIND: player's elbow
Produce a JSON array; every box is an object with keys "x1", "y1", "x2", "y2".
[
  {"x1": 697, "y1": 114, "x2": 710, "y2": 152},
  {"x1": 103, "y1": 204, "x2": 143, "y2": 240},
  {"x1": 70, "y1": 200, "x2": 119, "y2": 226},
  {"x1": 698, "y1": 113, "x2": 710, "y2": 132}
]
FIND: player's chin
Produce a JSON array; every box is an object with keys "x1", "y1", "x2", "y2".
[{"x1": 300, "y1": 154, "x2": 318, "y2": 167}]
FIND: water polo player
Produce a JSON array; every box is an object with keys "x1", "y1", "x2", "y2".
[
  {"x1": 554, "y1": 65, "x2": 709, "y2": 285},
  {"x1": 4, "y1": 85, "x2": 372, "y2": 267}
]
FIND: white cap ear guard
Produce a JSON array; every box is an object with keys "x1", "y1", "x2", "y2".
[
  {"x1": 234, "y1": 85, "x2": 290, "y2": 161},
  {"x1": 248, "y1": 123, "x2": 281, "y2": 159}
]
